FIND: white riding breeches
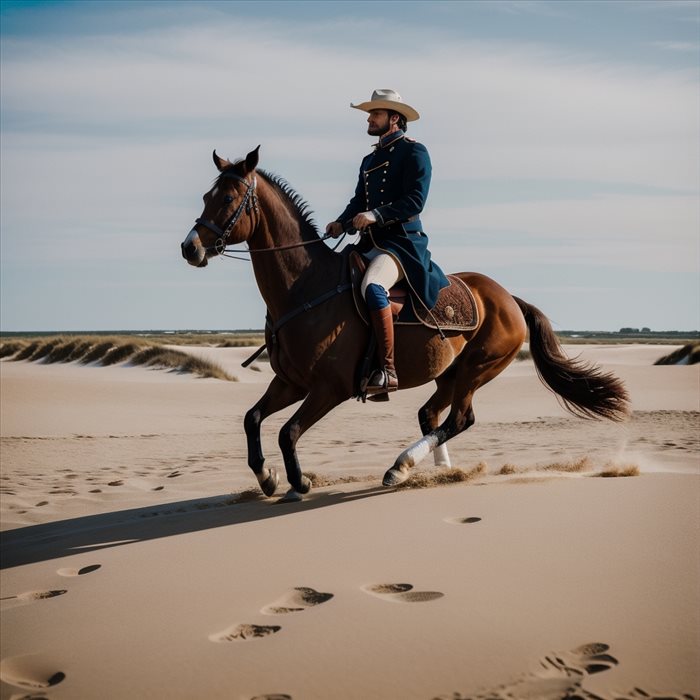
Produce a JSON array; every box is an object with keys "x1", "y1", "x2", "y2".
[{"x1": 360, "y1": 250, "x2": 403, "y2": 298}]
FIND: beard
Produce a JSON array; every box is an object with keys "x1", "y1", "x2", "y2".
[{"x1": 367, "y1": 118, "x2": 390, "y2": 136}]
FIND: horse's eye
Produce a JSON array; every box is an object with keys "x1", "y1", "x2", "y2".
[{"x1": 223, "y1": 195, "x2": 234, "y2": 205}]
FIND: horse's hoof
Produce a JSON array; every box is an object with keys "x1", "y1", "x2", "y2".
[
  {"x1": 257, "y1": 468, "x2": 279, "y2": 497},
  {"x1": 278, "y1": 476, "x2": 311, "y2": 501},
  {"x1": 280, "y1": 488, "x2": 303, "y2": 503},
  {"x1": 296, "y1": 475, "x2": 312, "y2": 495},
  {"x1": 383, "y1": 466, "x2": 409, "y2": 487}
]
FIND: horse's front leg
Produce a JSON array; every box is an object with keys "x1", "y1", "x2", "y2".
[
  {"x1": 244, "y1": 376, "x2": 306, "y2": 497},
  {"x1": 277, "y1": 388, "x2": 344, "y2": 499}
]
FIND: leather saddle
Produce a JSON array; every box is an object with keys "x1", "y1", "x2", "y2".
[{"x1": 349, "y1": 251, "x2": 479, "y2": 332}]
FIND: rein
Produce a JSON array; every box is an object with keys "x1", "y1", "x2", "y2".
[{"x1": 220, "y1": 231, "x2": 341, "y2": 261}]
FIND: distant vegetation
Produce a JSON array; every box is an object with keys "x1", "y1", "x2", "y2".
[
  {"x1": 0, "y1": 330, "x2": 266, "y2": 346},
  {"x1": 0, "y1": 335, "x2": 238, "y2": 380},
  {"x1": 557, "y1": 329, "x2": 699, "y2": 344}
]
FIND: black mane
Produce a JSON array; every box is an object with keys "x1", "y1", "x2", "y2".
[{"x1": 257, "y1": 169, "x2": 319, "y2": 239}]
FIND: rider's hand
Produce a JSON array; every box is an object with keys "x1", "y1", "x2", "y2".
[
  {"x1": 325, "y1": 221, "x2": 344, "y2": 238},
  {"x1": 352, "y1": 211, "x2": 377, "y2": 230}
]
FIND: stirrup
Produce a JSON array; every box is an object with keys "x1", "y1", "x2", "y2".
[{"x1": 365, "y1": 368, "x2": 398, "y2": 395}]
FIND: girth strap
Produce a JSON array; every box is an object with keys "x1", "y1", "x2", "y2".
[
  {"x1": 269, "y1": 283, "x2": 353, "y2": 340},
  {"x1": 240, "y1": 281, "x2": 353, "y2": 368}
]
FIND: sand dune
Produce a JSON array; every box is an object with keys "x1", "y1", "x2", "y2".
[{"x1": 1, "y1": 344, "x2": 698, "y2": 699}]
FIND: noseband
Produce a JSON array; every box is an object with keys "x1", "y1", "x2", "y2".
[{"x1": 195, "y1": 172, "x2": 258, "y2": 254}]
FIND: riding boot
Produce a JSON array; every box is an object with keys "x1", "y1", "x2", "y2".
[{"x1": 366, "y1": 306, "x2": 398, "y2": 396}]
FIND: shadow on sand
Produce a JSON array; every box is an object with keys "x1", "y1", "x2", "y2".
[{"x1": 1, "y1": 484, "x2": 390, "y2": 569}]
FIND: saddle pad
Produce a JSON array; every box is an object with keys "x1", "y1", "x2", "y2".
[
  {"x1": 409, "y1": 275, "x2": 479, "y2": 331},
  {"x1": 349, "y1": 250, "x2": 479, "y2": 333}
]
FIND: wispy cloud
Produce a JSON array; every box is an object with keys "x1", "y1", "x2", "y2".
[
  {"x1": 652, "y1": 40, "x2": 700, "y2": 52},
  {"x1": 1, "y1": 2, "x2": 698, "y2": 331}
]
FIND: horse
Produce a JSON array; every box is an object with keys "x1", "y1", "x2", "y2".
[{"x1": 181, "y1": 146, "x2": 629, "y2": 499}]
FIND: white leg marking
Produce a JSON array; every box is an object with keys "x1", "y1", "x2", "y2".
[
  {"x1": 434, "y1": 444, "x2": 451, "y2": 467},
  {"x1": 397, "y1": 433, "x2": 439, "y2": 470}
]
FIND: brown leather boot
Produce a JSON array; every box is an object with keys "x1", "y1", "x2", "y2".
[{"x1": 366, "y1": 306, "x2": 398, "y2": 396}]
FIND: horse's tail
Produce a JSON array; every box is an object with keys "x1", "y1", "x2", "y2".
[{"x1": 513, "y1": 296, "x2": 630, "y2": 421}]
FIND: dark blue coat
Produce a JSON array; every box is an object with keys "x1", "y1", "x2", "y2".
[{"x1": 336, "y1": 130, "x2": 449, "y2": 310}]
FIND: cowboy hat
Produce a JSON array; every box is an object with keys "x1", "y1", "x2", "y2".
[{"x1": 350, "y1": 89, "x2": 420, "y2": 122}]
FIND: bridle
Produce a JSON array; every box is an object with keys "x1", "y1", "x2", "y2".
[
  {"x1": 195, "y1": 172, "x2": 259, "y2": 255},
  {"x1": 193, "y1": 171, "x2": 345, "y2": 259},
  {"x1": 190, "y1": 169, "x2": 355, "y2": 366}
]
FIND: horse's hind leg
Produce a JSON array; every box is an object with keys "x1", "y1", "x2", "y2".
[
  {"x1": 384, "y1": 348, "x2": 517, "y2": 487},
  {"x1": 244, "y1": 376, "x2": 306, "y2": 497},
  {"x1": 418, "y1": 373, "x2": 455, "y2": 467}
]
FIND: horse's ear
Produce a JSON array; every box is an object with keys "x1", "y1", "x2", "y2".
[
  {"x1": 244, "y1": 145, "x2": 260, "y2": 174},
  {"x1": 213, "y1": 150, "x2": 231, "y2": 172}
]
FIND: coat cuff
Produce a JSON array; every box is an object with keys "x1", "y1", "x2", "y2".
[{"x1": 373, "y1": 208, "x2": 389, "y2": 226}]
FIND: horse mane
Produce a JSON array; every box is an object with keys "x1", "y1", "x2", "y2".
[
  {"x1": 257, "y1": 169, "x2": 319, "y2": 241},
  {"x1": 218, "y1": 162, "x2": 319, "y2": 241}
]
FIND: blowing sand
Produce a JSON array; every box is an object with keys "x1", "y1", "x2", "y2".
[{"x1": 1, "y1": 344, "x2": 698, "y2": 699}]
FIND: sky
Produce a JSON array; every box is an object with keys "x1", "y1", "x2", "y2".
[{"x1": 1, "y1": 0, "x2": 698, "y2": 332}]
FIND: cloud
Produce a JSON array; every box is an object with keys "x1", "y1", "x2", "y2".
[
  {"x1": 652, "y1": 40, "x2": 700, "y2": 52},
  {"x1": 1, "y1": 4, "x2": 698, "y2": 330}
]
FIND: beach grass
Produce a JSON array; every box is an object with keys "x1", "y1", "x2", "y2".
[
  {"x1": 654, "y1": 342, "x2": 700, "y2": 366},
  {"x1": 0, "y1": 335, "x2": 236, "y2": 381}
]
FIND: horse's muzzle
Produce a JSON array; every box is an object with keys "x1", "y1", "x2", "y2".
[{"x1": 181, "y1": 229, "x2": 208, "y2": 267}]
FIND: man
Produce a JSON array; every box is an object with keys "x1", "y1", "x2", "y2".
[{"x1": 326, "y1": 88, "x2": 449, "y2": 397}]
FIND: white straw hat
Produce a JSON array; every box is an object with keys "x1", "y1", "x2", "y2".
[{"x1": 350, "y1": 89, "x2": 420, "y2": 122}]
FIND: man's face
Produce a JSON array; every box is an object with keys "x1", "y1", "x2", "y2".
[{"x1": 367, "y1": 109, "x2": 394, "y2": 136}]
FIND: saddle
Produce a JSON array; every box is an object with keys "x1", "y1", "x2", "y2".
[{"x1": 349, "y1": 251, "x2": 479, "y2": 332}]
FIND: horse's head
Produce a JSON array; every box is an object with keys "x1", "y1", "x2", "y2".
[{"x1": 181, "y1": 146, "x2": 260, "y2": 267}]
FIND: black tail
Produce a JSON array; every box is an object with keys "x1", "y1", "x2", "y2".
[{"x1": 513, "y1": 297, "x2": 630, "y2": 421}]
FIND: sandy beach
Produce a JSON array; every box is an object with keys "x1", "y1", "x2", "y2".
[{"x1": 1, "y1": 344, "x2": 698, "y2": 699}]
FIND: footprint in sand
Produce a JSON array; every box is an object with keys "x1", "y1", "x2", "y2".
[
  {"x1": 436, "y1": 642, "x2": 619, "y2": 699},
  {"x1": 209, "y1": 623, "x2": 281, "y2": 643},
  {"x1": 0, "y1": 654, "x2": 66, "y2": 691},
  {"x1": 444, "y1": 516, "x2": 482, "y2": 525},
  {"x1": 261, "y1": 587, "x2": 333, "y2": 615},
  {"x1": 57, "y1": 564, "x2": 101, "y2": 577},
  {"x1": 362, "y1": 583, "x2": 444, "y2": 603}
]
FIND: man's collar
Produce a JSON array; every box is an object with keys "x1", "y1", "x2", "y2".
[{"x1": 377, "y1": 129, "x2": 405, "y2": 149}]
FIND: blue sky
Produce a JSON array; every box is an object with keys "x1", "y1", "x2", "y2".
[{"x1": 1, "y1": 0, "x2": 698, "y2": 331}]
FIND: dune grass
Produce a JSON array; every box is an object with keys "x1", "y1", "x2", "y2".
[
  {"x1": 0, "y1": 341, "x2": 27, "y2": 359},
  {"x1": 654, "y1": 342, "x2": 700, "y2": 366},
  {"x1": 0, "y1": 335, "x2": 236, "y2": 381}
]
